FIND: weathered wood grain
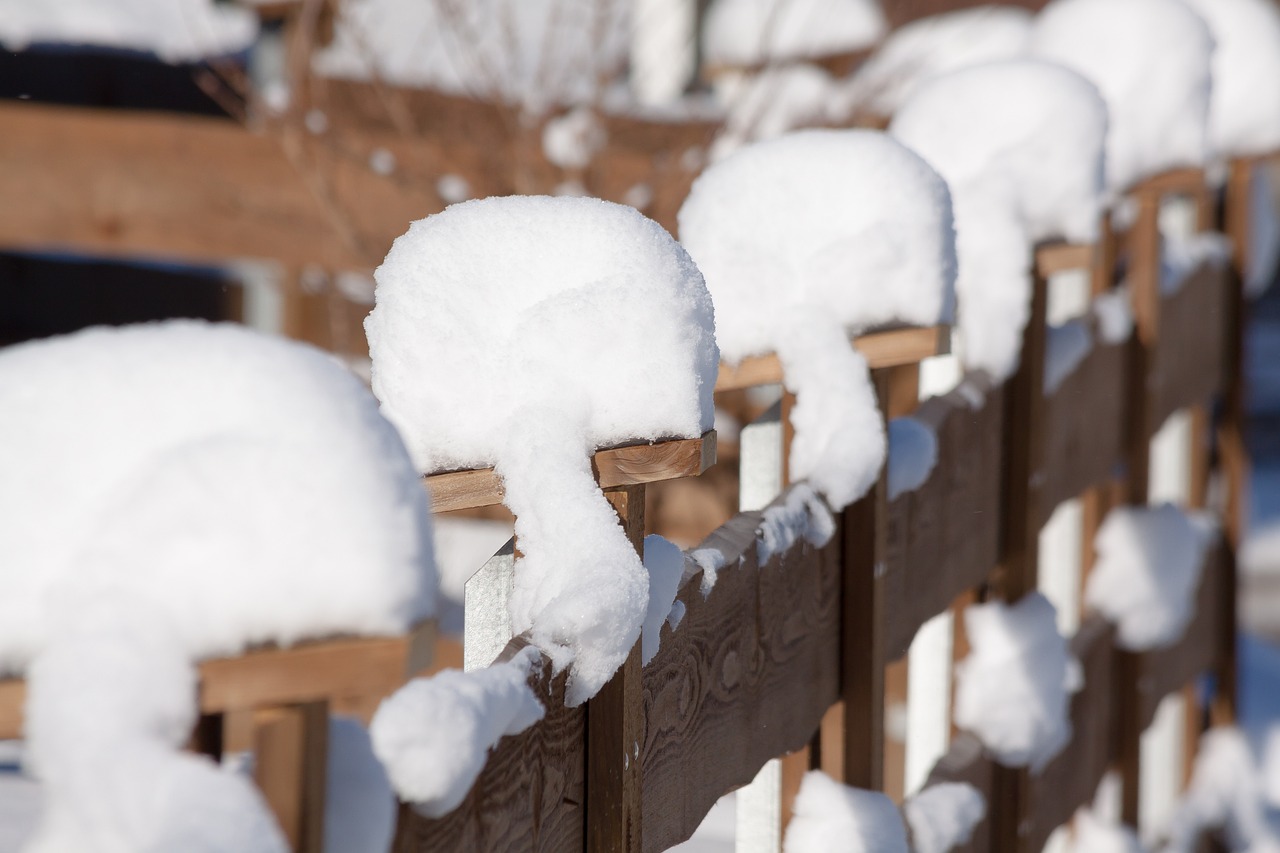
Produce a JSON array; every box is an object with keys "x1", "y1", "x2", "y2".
[
  {"x1": 393, "y1": 639, "x2": 586, "y2": 853},
  {"x1": 1026, "y1": 618, "x2": 1117, "y2": 853},
  {"x1": 1152, "y1": 263, "x2": 1229, "y2": 427},
  {"x1": 424, "y1": 432, "x2": 716, "y2": 513},
  {"x1": 1039, "y1": 340, "x2": 1128, "y2": 527},
  {"x1": 883, "y1": 375, "x2": 1004, "y2": 660},
  {"x1": 639, "y1": 494, "x2": 843, "y2": 852}
]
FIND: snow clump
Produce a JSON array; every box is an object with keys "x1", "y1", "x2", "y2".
[
  {"x1": 680, "y1": 129, "x2": 956, "y2": 509},
  {"x1": 1164, "y1": 727, "x2": 1280, "y2": 852},
  {"x1": 367, "y1": 195, "x2": 718, "y2": 705},
  {"x1": 370, "y1": 647, "x2": 545, "y2": 816},
  {"x1": 887, "y1": 416, "x2": 938, "y2": 500},
  {"x1": 902, "y1": 782, "x2": 986, "y2": 853},
  {"x1": 641, "y1": 535, "x2": 688, "y2": 665},
  {"x1": 840, "y1": 6, "x2": 1032, "y2": 120},
  {"x1": 1030, "y1": 0, "x2": 1213, "y2": 194},
  {"x1": 1085, "y1": 504, "x2": 1213, "y2": 651},
  {"x1": 891, "y1": 60, "x2": 1107, "y2": 381},
  {"x1": 953, "y1": 592, "x2": 1075, "y2": 772},
  {"x1": 703, "y1": 0, "x2": 885, "y2": 67},
  {"x1": 785, "y1": 771, "x2": 908, "y2": 853},
  {"x1": 755, "y1": 483, "x2": 837, "y2": 565}
]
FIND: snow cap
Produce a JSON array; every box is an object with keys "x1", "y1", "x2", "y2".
[
  {"x1": 785, "y1": 771, "x2": 909, "y2": 853},
  {"x1": 1030, "y1": 0, "x2": 1213, "y2": 193},
  {"x1": 368, "y1": 195, "x2": 717, "y2": 704},
  {"x1": 704, "y1": 0, "x2": 885, "y2": 67},
  {"x1": 891, "y1": 59, "x2": 1108, "y2": 381}
]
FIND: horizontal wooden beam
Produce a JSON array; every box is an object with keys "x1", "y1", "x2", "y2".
[
  {"x1": 1127, "y1": 167, "x2": 1207, "y2": 198},
  {"x1": 425, "y1": 431, "x2": 717, "y2": 514},
  {"x1": 1034, "y1": 242, "x2": 1094, "y2": 277},
  {"x1": 714, "y1": 325, "x2": 950, "y2": 392},
  {"x1": 0, "y1": 620, "x2": 435, "y2": 740}
]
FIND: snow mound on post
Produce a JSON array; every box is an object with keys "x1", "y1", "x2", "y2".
[
  {"x1": 1165, "y1": 727, "x2": 1280, "y2": 851},
  {"x1": 953, "y1": 592, "x2": 1074, "y2": 772},
  {"x1": 1085, "y1": 504, "x2": 1213, "y2": 651},
  {"x1": 370, "y1": 647, "x2": 545, "y2": 817},
  {"x1": 785, "y1": 771, "x2": 908, "y2": 853},
  {"x1": 903, "y1": 783, "x2": 986, "y2": 853},
  {"x1": 679, "y1": 129, "x2": 956, "y2": 509},
  {"x1": 1182, "y1": 0, "x2": 1280, "y2": 159},
  {"x1": 1030, "y1": 0, "x2": 1213, "y2": 193},
  {"x1": 891, "y1": 60, "x2": 1108, "y2": 381},
  {"x1": 0, "y1": 322, "x2": 436, "y2": 674},
  {"x1": 703, "y1": 0, "x2": 885, "y2": 67},
  {"x1": 367, "y1": 195, "x2": 718, "y2": 705},
  {"x1": 841, "y1": 6, "x2": 1032, "y2": 119}
]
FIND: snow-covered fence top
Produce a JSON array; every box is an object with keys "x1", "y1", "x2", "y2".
[
  {"x1": 1030, "y1": 0, "x2": 1213, "y2": 194},
  {"x1": 891, "y1": 59, "x2": 1107, "y2": 381},
  {"x1": 679, "y1": 128, "x2": 955, "y2": 509},
  {"x1": 702, "y1": 0, "x2": 886, "y2": 68},
  {"x1": 366, "y1": 195, "x2": 718, "y2": 704}
]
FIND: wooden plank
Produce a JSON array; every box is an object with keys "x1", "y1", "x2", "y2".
[
  {"x1": 883, "y1": 375, "x2": 1005, "y2": 659},
  {"x1": 1035, "y1": 242, "x2": 1094, "y2": 277},
  {"x1": 253, "y1": 700, "x2": 329, "y2": 853},
  {"x1": 588, "y1": 486, "x2": 646, "y2": 853},
  {"x1": 1126, "y1": 167, "x2": 1209, "y2": 198},
  {"x1": 1152, "y1": 263, "x2": 1229, "y2": 427},
  {"x1": 1026, "y1": 618, "x2": 1117, "y2": 853},
  {"x1": 0, "y1": 102, "x2": 440, "y2": 270},
  {"x1": 425, "y1": 432, "x2": 716, "y2": 513},
  {"x1": 640, "y1": 494, "x2": 843, "y2": 852},
  {"x1": 393, "y1": 640, "x2": 586, "y2": 852},
  {"x1": 714, "y1": 326, "x2": 950, "y2": 391}
]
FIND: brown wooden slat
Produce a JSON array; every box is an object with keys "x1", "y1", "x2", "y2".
[
  {"x1": 1035, "y1": 242, "x2": 1094, "y2": 278},
  {"x1": 640, "y1": 492, "x2": 843, "y2": 852},
  {"x1": 714, "y1": 326, "x2": 950, "y2": 391},
  {"x1": 393, "y1": 639, "x2": 586, "y2": 852},
  {"x1": 1039, "y1": 340, "x2": 1128, "y2": 527},
  {"x1": 1151, "y1": 263, "x2": 1229, "y2": 428},
  {"x1": 425, "y1": 432, "x2": 716, "y2": 513},
  {"x1": 883, "y1": 375, "x2": 1004, "y2": 660},
  {"x1": 881, "y1": 0, "x2": 1048, "y2": 29}
]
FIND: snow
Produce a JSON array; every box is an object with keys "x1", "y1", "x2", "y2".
[
  {"x1": 642, "y1": 535, "x2": 687, "y2": 665},
  {"x1": 1164, "y1": 727, "x2": 1280, "y2": 852},
  {"x1": 367, "y1": 196, "x2": 717, "y2": 704},
  {"x1": 0, "y1": 322, "x2": 436, "y2": 677},
  {"x1": 1161, "y1": 233, "x2": 1232, "y2": 295},
  {"x1": 436, "y1": 174, "x2": 472, "y2": 205},
  {"x1": 784, "y1": 771, "x2": 908, "y2": 853},
  {"x1": 1249, "y1": 165, "x2": 1280, "y2": 298},
  {"x1": 1044, "y1": 319, "x2": 1093, "y2": 394},
  {"x1": 902, "y1": 782, "x2": 985, "y2": 853},
  {"x1": 1030, "y1": 0, "x2": 1213, "y2": 194},
  {"x1": 369, "y1": 646, "x2": 545, "y2": 817},
  {"x1": 542, "y1": 108, "x2": 607, "y2": 170},
  {"x1": 712, "y1": 65, "x2": 838, "y2": 159},
  {"x1": 891, "y1": 60, "x2": 1107, "y2": 381},
  {"x1": 703, "y1": 0, "x2": 885, "y2": 67},
  {"x1": 679, "y1": 129, "x2": 956, "y2": 508},
  {"x1": 1085, "y1": 504, "x2": 1213, "y2": 651},
  {"x1": 324, "y1": 718, "x2": 396, "y2": 853},
  {"x1": 953, "y1": 592, "x2": 1075, "y2": 772},
  {"x1": 690, "y1": 548, "x2": 727, "y2": 598},
  {"x1": 840, "y1": 6, "x2": 1032, "y2": 119},
  {"x1": 0, "y1": 0, "x2": 258, "y2": 62},
  {"x1": 887, "y1": 417, "x2": 937, "y2": 500},
  {"x1": 313, "y1": 0, "x2": 630, "y2": 114},
  {"x1": 1070, "y1": 808, "x2": 1144, "y2": 853},
  {"x1": 755, "y1": 483, "x2": 836, "y2": 565},
  {"x1": 1094, "y1": 288, "x2": 1135, "y2": 345},
  {"x1": 1244, "y1": 523, "x2": 1280, "y2": 577},
  {"x1": 1181, "y1": 0, "x2": 1280, "y2": 159}
]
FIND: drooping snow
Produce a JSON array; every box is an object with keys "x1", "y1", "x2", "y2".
[
  {"x1": 1160, "y1": 233, "x2": 1232, "y2": 295},
  {"x1": 953, "y1": 592, "x2": 1074, "y2": 772},
  {"x1": 1163, "y1": 727, "x2": 1280, "y2": 852},
  {"x1": 887, "y1": 417, "x2": 937, "y2": 500},
  {"x1": 324, "y1": 717, "x2": 396, "y2": 853},
  {"x1": 1094, "y1": 288, "x2": 1135, "y2": 344},
  {"x1": 1085, "y1": 504, "x2": 1213, "y2": 651},
  {"x1": 367, "y1": 196, "x2": 717, "y2": 704},
  {"x1": 642, "y1": 535, "x2": 687, "y2": 665},
  {"x1": 313, "y1": 0, "x2": 630, "y2": 114},
  {"x1": 0, "y1": 322, "x2": 437, "y2": 677},
  {"x1": 755, "y1": 483, "x2": 836, "y2": 565},
  {"x1": 1069, "y1": 808, "x2": 1144, "y2": 853},
  {"x1": 1044, "y1": 319, "x2": 1093, "y2": 394},
  {"x1": 1181, "y1": 0, "x2": 1280, "y2": 159},
  {"x1": 840, "y1": 6, "x2": 1032, "y2": 119},
  {"x1": 370, "y1": 647, "x2": 545, "y2": 817},
  {"x1": 690, "y1": 548, "x2": 728, "y2": 598},
  {"x1": 0, "y1": 0, "x2": 258, "y2": 62},
  {"x1": 903, "y1": 782, "x2": 985, "y2": 853},
  {"x1": 1030, "y1": 0, "x2": 1213, "y2": 194},
  {"x1": 784, "y1": 771, "x2": 909, "y2": 853},
  {"x1": 703, "y1": 0, "x2": 885, "y2": 67},
  {"x1": 891, "y1": 60, "x2": 1107, "y2": 381},
  {"x1": 679, "y1": 129, "x2": 956, "y2": 508}
]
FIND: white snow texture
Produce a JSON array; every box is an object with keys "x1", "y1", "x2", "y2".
[
  {"x1": 903, "y1": 782, "x2": 986, "y2": 853},
  {"x1": 785, "y1": 771, "x2": 909, "y2": 853},
  {"x1": 1086, "y1": 504, "x2": 1213, "y2": 651},
  {"x1": 887, "y1": 417, "x2": 938, "y2": 500},
  {"x1": 367, "y1": 195, "x2": 717, "y2": 705},
  {"x1": 892, "y1": 60, "x2": 1107, "y2": 381},
  {"x1": 370, "y1": 647, "x2": 545, "y2": 817},
  {"x1": 703, "y1": 0, "x2": 885, "y2": 66},
  {"x1": 755, "y1": 483, "x2": 837, "y2": 566},
  {"x1": 1030, "y1": 0, "x2": 1213, "y2": 194},
  {"x1": 1164, "y1": 727, "x2": 1280, "y2": 852},
  {"x1": 953, "y1": 592, "x2": 1074, "y2": 772},
  {"x1": 680, "y1": 129, "x2": 956, "y2": 508}
]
